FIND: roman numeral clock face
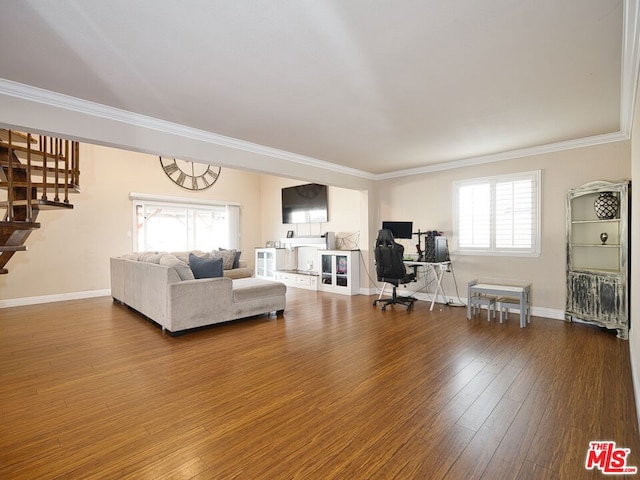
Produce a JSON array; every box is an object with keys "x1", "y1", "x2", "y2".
[{"x1": 159, "y1": 157, "x2": 221, "y2": 191}]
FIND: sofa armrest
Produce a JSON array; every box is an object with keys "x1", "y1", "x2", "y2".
[{"x1": 166, "y1": 277, "x2": 234, "y2": 332}]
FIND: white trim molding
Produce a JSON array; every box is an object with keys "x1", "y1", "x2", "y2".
[
  {"x1": 129, "y1": 192, "x2": 240, "y2": 207},
  {"x1": 0, "y1": 78, "x2": 376, "y2": 181},
  {"x1": 0, "y1": 289, "x2": 111, "y2": 308}
]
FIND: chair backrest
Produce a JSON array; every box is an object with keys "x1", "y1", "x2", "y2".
[{"x1": 374, "y1": 229, "x2": 408, "y2": 282}]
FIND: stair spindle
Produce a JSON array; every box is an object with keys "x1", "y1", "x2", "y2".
[
  {"x1": 40, "y1": 135, "x2": 48, "y2": 201},
  {"x1": 75, "y1": 142, "x2": 80, "y2": 187},
  {"x1": 6, "y1": 131, "x2": 14, "y2": 221},
  {"x1": 63, "y1": 140, "x2": 69, "y2": 203},
  {"x1": 53, "y1": 138, "x2": 60, "y2": 202},
  {"x1": 26, "y1": 133, "x2": 33, "y2": 221}
]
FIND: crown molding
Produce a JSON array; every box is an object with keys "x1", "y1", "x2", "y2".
[
  {"x1": 0, "y1": 78, "x2": 377, "y2": 181},
  {"x1": 374, "y1": 131, "x2": 629, "y2": 180},
  {"x1": 621, "y1": 0, "x2": 640, "y2": 135}
]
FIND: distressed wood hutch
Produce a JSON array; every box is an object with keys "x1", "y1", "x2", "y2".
[{"x1": 565, "y1": 180, "x2": 630, "y2": 339}]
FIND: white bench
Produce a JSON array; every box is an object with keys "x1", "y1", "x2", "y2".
[{"x1": 467, "y1": 280, "x2": 531, "y2": 328}]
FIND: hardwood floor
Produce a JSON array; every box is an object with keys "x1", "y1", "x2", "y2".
[{"x1": 1, "y1": 289, "x2": 638, "y2": 479}]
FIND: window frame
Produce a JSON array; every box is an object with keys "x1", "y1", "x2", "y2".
[
  {"x1": 452, "y1": 170, "x2": 541, "y2": 257},
  {"x1": 129, "y1": 192, "x2": 240, "y2": 253}
]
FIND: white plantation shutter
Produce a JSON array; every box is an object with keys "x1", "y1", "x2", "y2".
[
  {"x1": 457, "y1": 182, "x2": 491, "y2": 249},
  {"x1": 454, "y1": 171, "x2": 540, "y2": 256}
]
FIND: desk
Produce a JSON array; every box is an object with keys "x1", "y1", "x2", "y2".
[
  {"x1": 467, "y1": 280, "x2": 531, "y2": 328},
  {"x1": 404, "y1": 261, "x2": 450, "y2": 311}
]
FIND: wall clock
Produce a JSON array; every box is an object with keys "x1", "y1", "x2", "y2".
[{"x1": 159, "y1": 157, "x2": 221, "y2": 191}]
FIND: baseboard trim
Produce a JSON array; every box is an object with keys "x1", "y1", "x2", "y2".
[{"x1": 0, "y1": 289, "x2": 112, "y2": 308}]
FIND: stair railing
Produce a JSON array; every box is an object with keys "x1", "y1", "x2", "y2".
[{"x1": 2, "y1": 130, "x2": 80, "y2": 219}]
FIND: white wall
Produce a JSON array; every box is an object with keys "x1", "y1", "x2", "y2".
[
  {"x1": 258, "y1": 175, "x2": 371, "y2": 285},
  {"x1": 0, "y1": 143, "x2": 264, "y2": 302},
  {"x1": 629, "y1": 75, "x2": 640, "y2": 428},
  {"x1": 376, "y1": 141, "x2": 631, "y2": 316}
]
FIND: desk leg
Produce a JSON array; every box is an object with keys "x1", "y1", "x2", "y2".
[
  {"x1": 430, "y1": 265, "x2": 445, "y2": 312},
  {"x1": 378, "y1": 283, "x2": 387, "y2": 300},
  {"x1": 520, "y1": 292, "x2": 525, "y2": 328},
  {"x1": 467, "y1": 283, "x2": 471, "y2": 320}
]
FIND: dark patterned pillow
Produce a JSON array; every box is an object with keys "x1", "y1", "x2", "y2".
[
  {"x1": 218, "y1": 248, "x2": 242, "y2": 269},
  {"x1": 211, "y1": 249, "x2": 236, "y2": 270}
]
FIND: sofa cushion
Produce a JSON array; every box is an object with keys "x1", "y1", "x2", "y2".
[
  {"x1": 159, "y1": 254, "x2": 195, "y2": 281},
  {"x1": 171, "y1": 250, "x2": 209, "y2": 264},
  {"x1": 232, "y1": 278, "x2": 287, "y2": 302},
  {"x1": 223, "y1": 267, "x2": 253, "y2": 280},
  {"x1": 189, "y1": 253, "x2": 224, "y2": 279},
  {"x1": 141, "y1": 252, "x2": 166, "y2": 264},
  {"x1": 211, "y1": 249, "x2": 236, "y2": 270}
]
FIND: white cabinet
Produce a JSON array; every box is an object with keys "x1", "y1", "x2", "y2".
[
  {"x1": 255, "y1": 248, "x2": 286, "y2": 280},
  {"x1": 318, "y1": 250, "x2": 360, "y2": 295},
  {"x1": 274, "y1": 271, "x2": 319, "y2": 291},
  {"x1": 565, "y1": 180, "x2": 630, "y2": 339}
]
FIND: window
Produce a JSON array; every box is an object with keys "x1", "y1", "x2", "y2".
[
  {"x1": 131, "y1": 193, "x2": 239, "y2": 252},
  {"x1": 453, "y1": 170, "x2": 540, "y2": 256}
]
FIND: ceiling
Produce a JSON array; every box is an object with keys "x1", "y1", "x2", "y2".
[{"x1": 0, "y1": 0, "x2": 636, "y2": 178}]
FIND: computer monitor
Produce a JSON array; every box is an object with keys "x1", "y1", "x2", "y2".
[{"x1": 381, "y1": 221, "x2": 413, "y2": 239}]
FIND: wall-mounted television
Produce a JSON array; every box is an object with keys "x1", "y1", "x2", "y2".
[
  {"x1": 382, "y1": 221, "x2": 413, "y2": 239},
  {"x1": 282, "y1": 183, "x2": 328, "y2": 224}
]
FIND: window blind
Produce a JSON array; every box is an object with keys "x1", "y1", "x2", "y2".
[{"x1": 453, "y1": 170, "x2": 540, "y2": 256}]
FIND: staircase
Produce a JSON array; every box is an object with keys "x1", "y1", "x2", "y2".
[{"x1": 0, "y1": 129, "x2": 80, "y2": 274}]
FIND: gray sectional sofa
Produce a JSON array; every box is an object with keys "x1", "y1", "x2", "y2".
[{"x1": 110, "y1": 251, "x2": 286, "y2": 334}]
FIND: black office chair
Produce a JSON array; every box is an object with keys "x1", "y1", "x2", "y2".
[{"x1": 373, "y1": 229, "x2": 416, "y2": 311}]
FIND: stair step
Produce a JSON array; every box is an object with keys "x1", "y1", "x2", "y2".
[
  {"x1": 0, "y1": 220, "x2": 41, "y2": 231},
  {"x1": 0, "y1": 199, "x2": 73, "y2": 209},
  {"x1": 0, "y1": 245, "x2": 27, "y2": 252},
  {"x1": 0, "y1": 181, "x2": 81, "y2": 192},
  {"x1": 0, "y1": 220, "x2": 41, "y2": 227}
]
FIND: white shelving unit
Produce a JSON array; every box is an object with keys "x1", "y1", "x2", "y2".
[
  {"x1": 318, "y1": 250, "x2": 360, "y2": 296},
  {"x1": 565, "y1": 180, "x2": 630, "y2": 339},
  {"x1": 255, "y1": 248, "x2": 286, "y2": 280}
]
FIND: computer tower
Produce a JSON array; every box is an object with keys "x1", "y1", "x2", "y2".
[{"x1": 424, "y1": 235, "x2": 449, "y2": 262}]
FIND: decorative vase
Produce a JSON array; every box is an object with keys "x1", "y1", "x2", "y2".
[
  {"x1": 600, "y1": 232, "x2": 608, "y2": 245},
  {"x1": 594, "y1": 192, "x2": 619, "y2": 220}
]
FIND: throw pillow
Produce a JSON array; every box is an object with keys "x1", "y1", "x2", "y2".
[
  {"x1": 233, "y1": 251, "x2": 241, "y2": 269},
  {"x1": 189, "y1": 253, "x2": 223, "y2": 279},
  {"x1": 159, "y1": 254, "x2": 195, "y2": 281},
  {"x1": 219, "y1": 248, "x2": 242, "y2": 269},
  {"x1": 211, "y1": 249, "x2": 236, "y2": 270}
]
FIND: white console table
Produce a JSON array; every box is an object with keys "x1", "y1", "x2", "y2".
[{"x1": 467, "y1": 280, "x2": 531, "y2": 328}]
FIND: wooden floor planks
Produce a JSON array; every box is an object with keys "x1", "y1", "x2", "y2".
[{"x1": 0, "y1": 289, "x2": 638, "y2": 479}]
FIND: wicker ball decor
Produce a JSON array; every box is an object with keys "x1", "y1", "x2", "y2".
[{"x1": 593, "y1": 192, "x2": 619, "y2": 220}]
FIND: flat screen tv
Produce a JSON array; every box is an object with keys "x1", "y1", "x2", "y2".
[
  {"x1": 382, "y1": 221, "x2": 413, "y2": 239},
  {"x1": 282, "y1": 183, "x2": 328, "y2": 224}
]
